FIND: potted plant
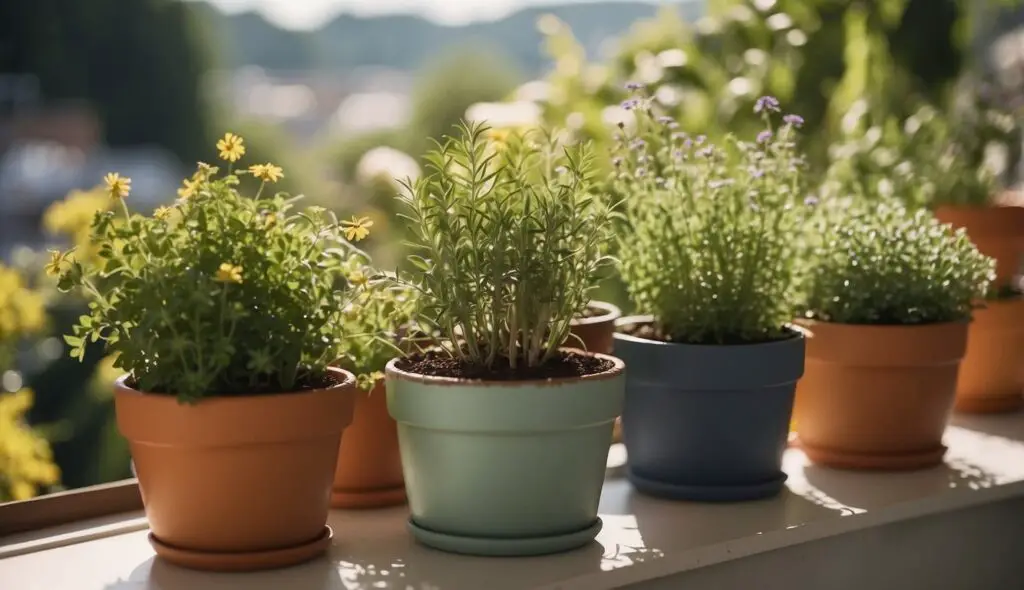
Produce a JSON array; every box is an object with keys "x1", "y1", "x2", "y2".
[
  {"x1": 51, "y1": 138, "x2": 368, "y2": 572},
  {"x1": 568, "y1": 299, "x2": 621, "y2": 355},
  {"x1": 330, "y1": 254, "x2": 417, "y2": 509},
  {"x1": 608, "y1": 94, "x2": 811, "y2": 501},
  {"x1": 917, "y1": 102, "x2": 1024, "y2": 413},
  {"x1": 794, "y1": 199, "x2": 994, "y2": 470},
  {"x1": 386, "y1": 123, "x2": 623, "y2": 557}
]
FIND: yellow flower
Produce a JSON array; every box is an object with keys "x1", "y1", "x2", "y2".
[
  {"x1": 153, "y1": 207, "x2": 172, "y2": 221},
  {"x1": 347, "y1": 269, "x2": 369, "y2": 287},
  {"x1": 263, "y1": 213, "x2": 278, "y2": 229},
  {"x1": 44, "y1": 250, "x2": 65, "y2": 277},
  {"x1": 249, "y1": 162, "x2": 284, "y2": 183},
  {"x1": 488, "y1": 128, "x2": 513, "y2": 144},
  {"x1": 216, "y1": 132, "x2": 246, "y2": 163},
  {"x1": 177, "y1": 178, "x2": 199, "y2": 199},
  {"x1": 103, "y1": 173, "x2": 131, "y2": 201},
  {"x1": 214, "y1": 263, "x2": 243, "y2": 284},
  {"x1": 341, "y1": 216, "x2": 373, "y2": 242}
]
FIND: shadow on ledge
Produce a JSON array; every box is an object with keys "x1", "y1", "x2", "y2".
[{"x1": 801, "y1": 459, "x2": 999, "y2": 512}]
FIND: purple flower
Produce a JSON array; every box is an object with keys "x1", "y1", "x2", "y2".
[
  {"x1": 682, "y1": 139, "x2": 694, "y2": 149},
  {"x1": 696, "y1": 134, "x2": 707, "y2": 145},
  {"x1": 625, "y1": 81, "x2": 645, "y2": 91},
  {"x1": 755, "y1": 96, "x2": 781, "y2": 113},
  {"x1": 749, "y1": 167, "x2": 765, "y2": 179},
  {"x1": 698, "y1": 146, "x2": 714, "y2": 158},
  {"x1": 622, "y1": 99, "x2": 640, "y2": 110},
  {"x1": 783, "y1": 114, "x2": 804, "y2": 127},
  {"x1": 671, "y1": 131, "x2": 688, "y2": 140},
  {"x1": 630, "y1": 138, "x2": 646, "y2": 150},
  {"x1": 636, "y1": 167, "x2": 647, "y2": 178},
  {"x1": 804, "y1": 195, "x2": 819, "y2": 206},
  {"x1": 672, "y1": 149, "x2": 684, "y2": 160},
  {"x1": 657, "y1": 115, "x2": 675, "y2": 125},
  {"x1": 612, "y1": 157, "x2": 623, "y2": 168},
  {"x1": 756, "y1": 130, "x2": 772, "y2": 144}
]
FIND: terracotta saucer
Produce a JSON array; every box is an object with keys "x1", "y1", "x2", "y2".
[
  {"x1": 149, "y1": 526, "x2": 333, "y2": 572},
  {"x1": 331, "y1": 485, "x2": 407, "y2": 509},
  {"x1": 799, "y1": 442, "x2": 947, "y2": 471},
  {"x1": 955, "y1": 393, "x2": 1023, "y2": 415}
]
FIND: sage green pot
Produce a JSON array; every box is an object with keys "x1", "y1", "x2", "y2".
[{"x1": 385, "y1": 351, "x2": 625, "y2": 557}]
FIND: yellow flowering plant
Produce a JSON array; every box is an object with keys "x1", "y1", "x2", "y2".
[
  {"x1": 54, "y1": 133, "x2": 377, "y2": 403},
  {"x1": 0, "y1": 389, "x2": 61, "y2": 501}
]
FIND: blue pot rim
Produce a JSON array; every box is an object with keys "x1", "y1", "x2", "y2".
[{"x1": 613, "y1": 315, "x2": 807, "y2": 350}]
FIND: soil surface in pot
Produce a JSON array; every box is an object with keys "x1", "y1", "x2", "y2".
[
  {"x1": 126, "y1": 370, "x2": 348, "y2": 398},
  {"x1": 576, "y1": 304, "x2": 613, "y2": 320},
  {"x1": 395, "y1": 349, "x2": 613, "y2": 380},
  {"x1": 617, "y1": 319, "x2": 797, "y2": 346}
]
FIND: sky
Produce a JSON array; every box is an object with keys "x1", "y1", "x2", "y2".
[{"x1": 195, "y1": 0, "x2": 665, "y2": 29}]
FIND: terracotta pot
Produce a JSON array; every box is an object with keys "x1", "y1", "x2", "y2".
[
  {"x1": 954, "y1": 297, "x2": 1024, "y2": 414},
  {"x1": 794, "y1": 320, "x2": 967, "y2": 470},
  {"x1": 331, "y1": 379, "x2": 406, "y2": 508},
  {"x1": 934, "y1": 205, "x2": 1024, "y2": 286},
  {"x1": 567, "y1": 300, "x2": 622, "y2": 355},
  {"x1": 115, "y1": 367, "x2": 356, "y2": 572}
]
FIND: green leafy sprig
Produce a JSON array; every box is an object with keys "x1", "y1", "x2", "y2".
[{"x1": 397, "y1": 122, "x2": 616, "y2": 370}]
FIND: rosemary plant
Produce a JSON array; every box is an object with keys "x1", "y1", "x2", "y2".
[{"x1": 398, "y1": 122, "x2": 616, "y2": 371}]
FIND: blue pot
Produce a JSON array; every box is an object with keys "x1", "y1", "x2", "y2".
[{"x1": 614, "y1": 316, "x2": 804, "y2": 502}]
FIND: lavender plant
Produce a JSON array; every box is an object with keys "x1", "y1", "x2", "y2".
[
  {"x1": 398, "y1": 122, "x2": 616, "y2": 372},
  {"x1": 802, "y1": 200, "x2": 995, "y2": 324},
  {"x1": 611, "y1": 93, "x2": 812, "y2": 344}
]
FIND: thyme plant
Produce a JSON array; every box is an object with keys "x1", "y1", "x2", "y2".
[
  {"x1": 398, "y1": 122, "x2": 616, "y2": 371},
  {"x1": 802, "y1": 200, "x2": 994, "y2": 325},
  {"x1": 52, "y1": 135, "x2": 374, "y2": 403},
  {"x1": 611, "y1": 93, "x2": 812, "y2": 344}
]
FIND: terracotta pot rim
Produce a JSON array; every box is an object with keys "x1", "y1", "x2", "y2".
[
  {"x1": 613, "y1": 315, "x2": 807, "y2": 349},
  {"x1": 114, "y1": 367, "x2": 355, "y2": 401},
  {"x1": 385, "y1": 349, "x2": 624, "y2": 387},
  {"x1": 794, "y1": 317, "x2": 970, "y2": 331},
  {"x1": 570, "y1": 300, "x2": 622, "y2": 327}
]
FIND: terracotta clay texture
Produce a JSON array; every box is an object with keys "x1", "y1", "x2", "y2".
[
  {"x1": 331, "y1": 379, "x2": 406, "y2": 508},
  {"x1": 954, "y1": 297, "x2": 1024, "y2": 413},
  {"x1": 794, "y1": 320, "x2": 967, "y2": 470},
  {"x1": 567, "y1": 301, "x2": 622, "y2": 355},
  {"x1": 115, "y1": 367, "x2": 356, "y2": 572},
  {"x1": 934, "y1": 205, "x2": 1024, "y2": 286}
]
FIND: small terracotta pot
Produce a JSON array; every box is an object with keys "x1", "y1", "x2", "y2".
[
  {"x1": 568, "y1": 300, "x2": 622, "y2": 355},
  {"x1": 115, "y1": 368, "x2": 356, "y2": 572},
  {"x1": 934, "y1": 205, "x2": 1024, "y2": 286},
  {"x1": 331, "y1": 379, "x2": 406, "y2": 508},
  {"x1": 954, "y1": 297, "x2": 1024, "y2": 414},
  {"x1": 794, "y1": 320, "x2": 967, "y2": 471},
  {"x1": 568, "y1": 301, "x2": 622, "y2": 442}
]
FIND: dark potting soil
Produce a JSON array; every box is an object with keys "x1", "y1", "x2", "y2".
[
  {"x1": 396, "y1": 349, "x2": 614, "y2": 381},
  {"x1": 618, "y1": 321, "x2": 796, "y2": 346},
  {"x1": 576, "y1": 305, "x2": 607, "y2": 320},
  {"x1": 126, "y1": 370, "x2": 347, "y2": 397}
]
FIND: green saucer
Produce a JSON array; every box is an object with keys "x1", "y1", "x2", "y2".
[{"x1": 407, "y1": 518, "x2": 603, "y2": 557}]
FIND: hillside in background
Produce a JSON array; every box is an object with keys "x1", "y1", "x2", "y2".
[{"x1": 191, "y1": 1, "x2": 704, "y2": 73}]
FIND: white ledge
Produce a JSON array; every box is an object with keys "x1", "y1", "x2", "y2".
[{"x1": 2, "y1": 413, "x2": 1023, "y2": 590}]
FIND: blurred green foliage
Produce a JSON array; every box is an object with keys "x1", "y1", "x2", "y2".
[{"x1": 537, "y1": 0, "x2": 1006, "y2": 174}]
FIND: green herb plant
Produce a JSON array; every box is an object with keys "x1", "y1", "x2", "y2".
[
  {"x1": 398, "y1": 122, "x2": 616, "y2": 370},
  {"x1": 610, "y1": 93, "x2": 813, "y2": 344},
  {"x1": 336, "y1": 255, "x2": 419, "y2": 390},
  {"x1": 51, "y1": 136, "x2": 375, "y2": 403},
  {"x1": 802, "y1": 199, "x2": 995, "y2": 325}
]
